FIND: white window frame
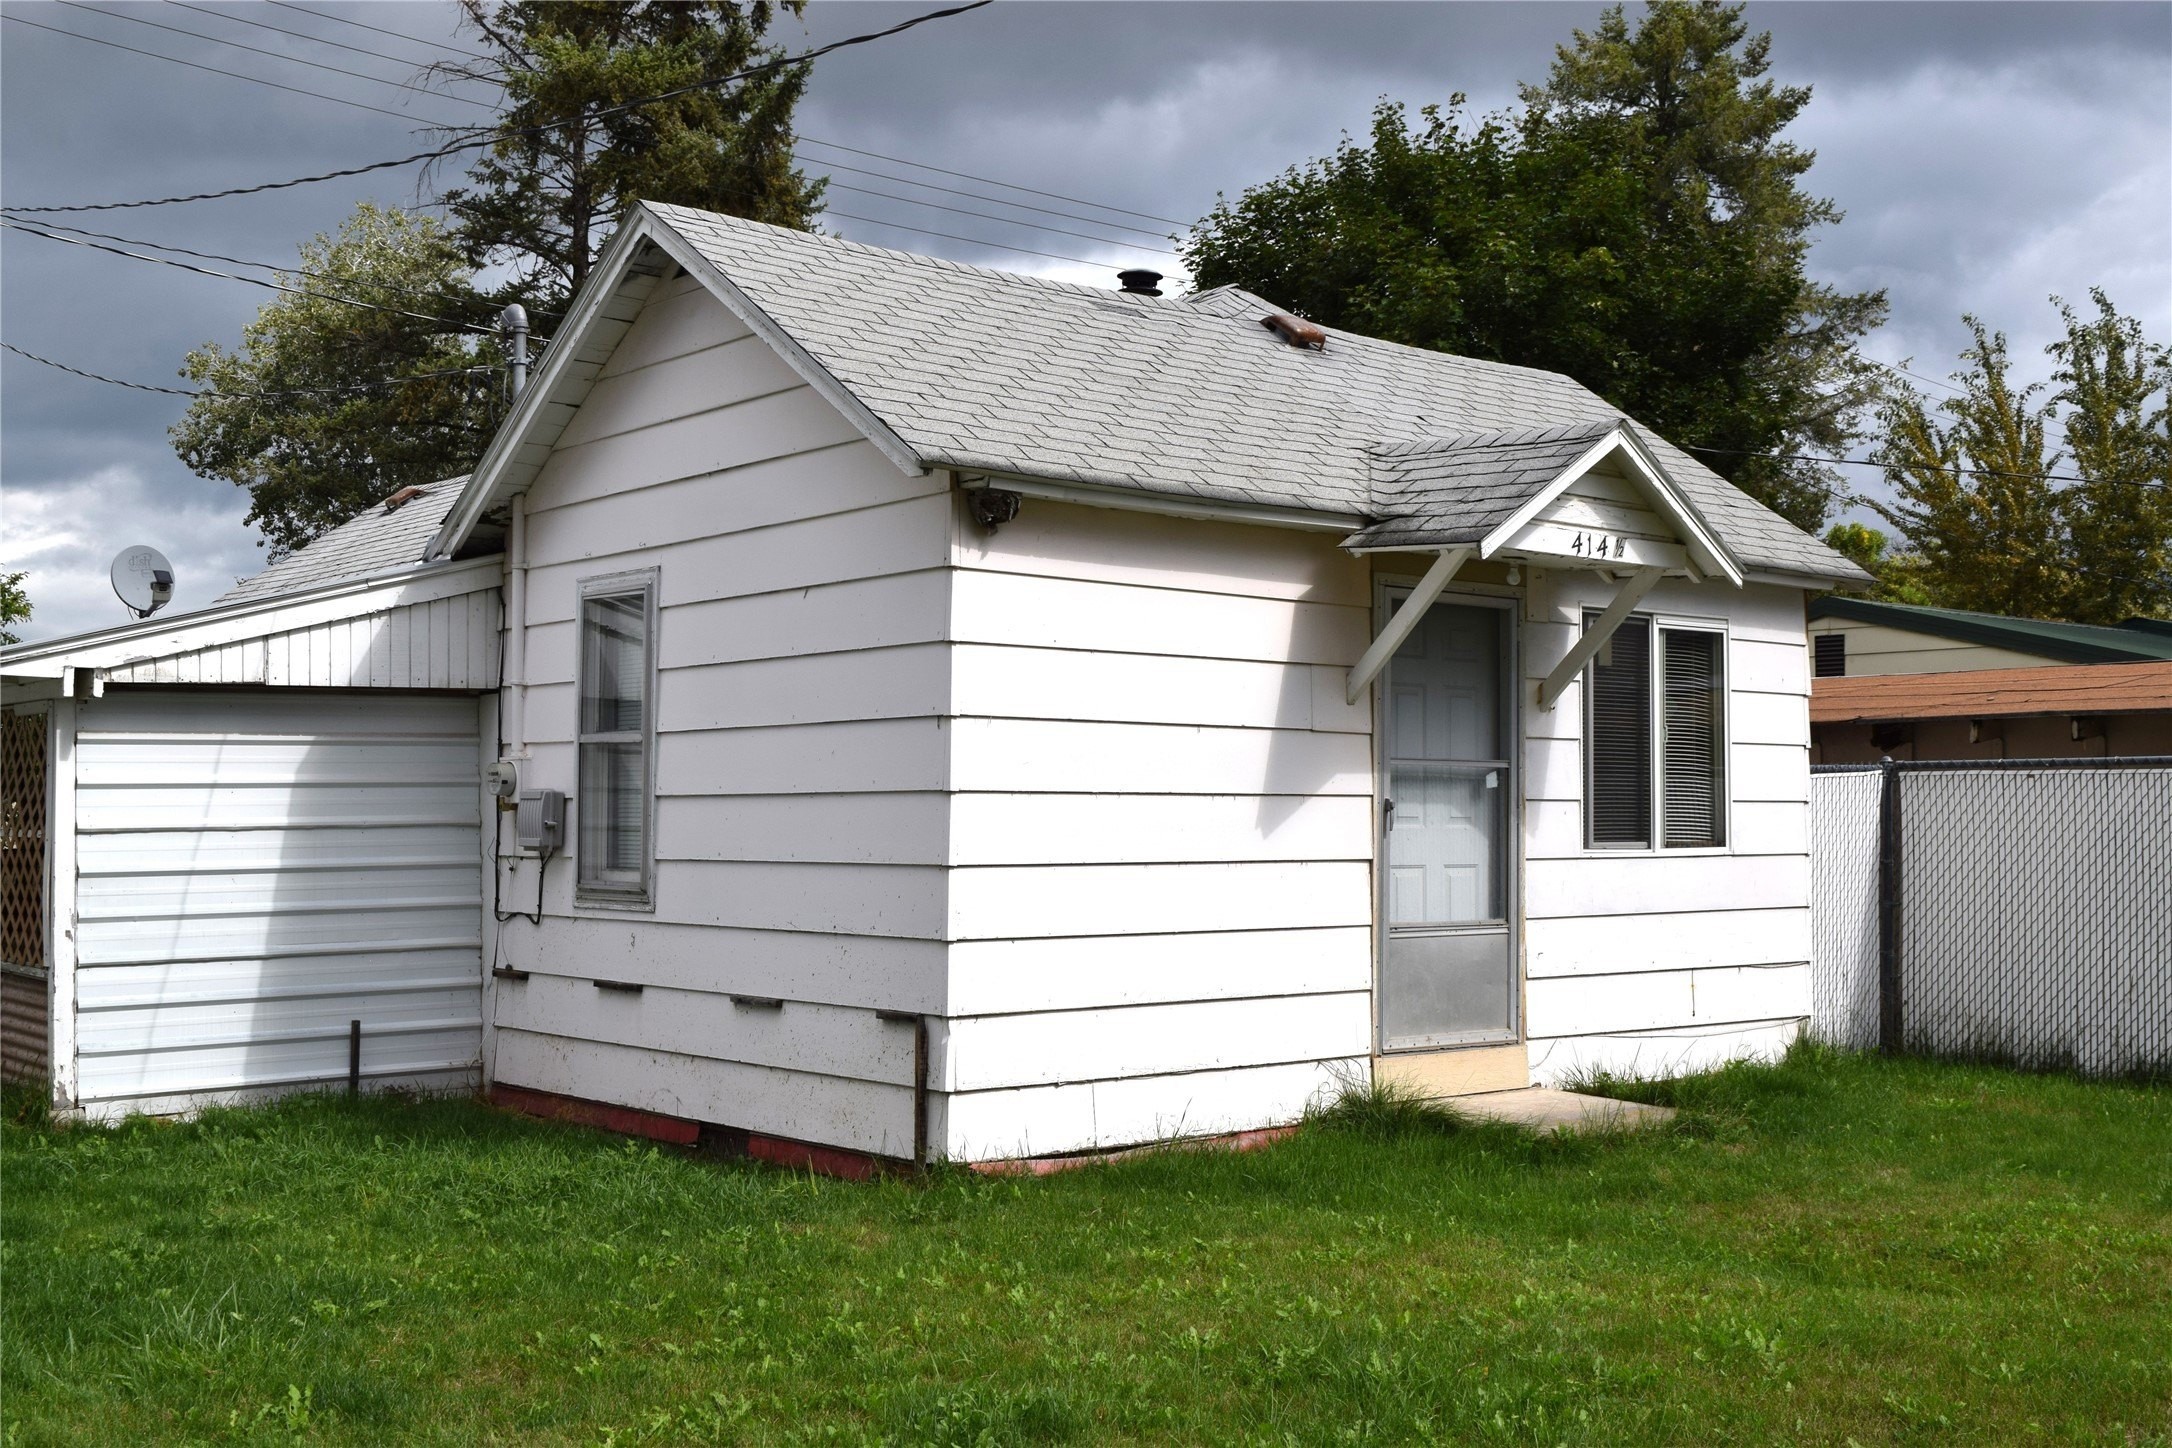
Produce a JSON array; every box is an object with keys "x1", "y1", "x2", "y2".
[
  {"x1": 1582, "y1": 609, "x2": 1732, "y2": 855},
  {"x1": 575, "y1": 568, "x2": 659, "y2": 910}
]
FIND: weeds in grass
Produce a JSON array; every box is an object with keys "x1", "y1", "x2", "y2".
[
  {"x1": 2, "y1": 1079, "x2": 49, "y2": 1129},
  {"x1": 4, "y1": 1053, "x2": 2168, "y2": 1444}
]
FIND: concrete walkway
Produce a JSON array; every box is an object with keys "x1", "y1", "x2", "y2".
[{"x1": 1447, "y1": 1087, "x2": 1675, "y2": 1133}]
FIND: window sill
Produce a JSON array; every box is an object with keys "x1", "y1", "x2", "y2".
[{"x1": 574, "y1": 891, "x2": 655, "y2": 915}]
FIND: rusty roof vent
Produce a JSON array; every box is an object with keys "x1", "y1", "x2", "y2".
[
  {"x1": 1262, "y1": 313, "x2": 1327, "y2": 351},
  {"x1": 1116, "y1": 269, "x2": 1164, "y2": 297},
  {"x1": 382, "y1": 485, "x2": 426, "y2": 513}
]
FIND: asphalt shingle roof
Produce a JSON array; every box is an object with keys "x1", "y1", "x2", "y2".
[
  {"x1": 1343, "y1": 420, "x2": 1626, "y2": 551},
  {"x1": 218, "y1": 476, "x2": 467, "y2": 603},
  {"x1": 651, "y1": 204, "x2": 1863, "y2": 583}
]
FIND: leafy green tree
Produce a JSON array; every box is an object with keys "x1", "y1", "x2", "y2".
[
  {"x1": 1184, "y1": 0, "x2": 1884, "y2": 532},
  {"x1": 1821, "y1": 522, "x2": 1929, "y2": 605},
  {"x1": 2047, "y1": 290, "x2": 2172, "y2": 621},
  {"x1": 1870, "y1": 296, "x2": 2170, "y2": 623},
  {"x1": 0, "y1": 571, "x2": 29, "y2": 647},
  {"x1": 437, "y1": 1, "x2": 824, "y2": 314},
  {"x1": 171, "y1": 204, "x2": 501, "y2": 561}
]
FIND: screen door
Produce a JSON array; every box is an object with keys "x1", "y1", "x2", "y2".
[{"x1": 1379, "y1": 595, "x2": 1516, "y2": 1050}]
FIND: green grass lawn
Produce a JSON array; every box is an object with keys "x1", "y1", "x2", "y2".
[{"x1": 3, "y1": 1046, "x2": 2168, "y2": 1446}]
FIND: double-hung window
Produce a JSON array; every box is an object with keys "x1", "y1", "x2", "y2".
[
  {"x1": 1584, "y1": 612, "x2": 1727, "y2": 850},
  {"x1": 576, "y1": 571, "x2": 657, "y2": 906}
]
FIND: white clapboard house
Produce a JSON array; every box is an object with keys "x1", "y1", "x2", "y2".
[{"x1": 0, "y1": 203, "x2": 1865, "y2": 1163}]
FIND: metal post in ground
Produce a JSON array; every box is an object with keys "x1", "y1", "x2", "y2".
[{"x1": 1877, "y1": 759, "x2": 1904, "y2": 1056}]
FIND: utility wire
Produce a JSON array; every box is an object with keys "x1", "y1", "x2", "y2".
[
  {"x1": 264, "y1": 0, "x2": 488, "y2": 62},
  {"x1": 805, "y1": 154, "x2": 1180, "y2": 242},
  {"x1": 0, "y1": 12, "x2": 465, "y2": 128},
  {"x1": 797, "y1": 136, "x2": 1190, "y2": 229},
  {"x1": 1, "y1": 219, "x2": 500, "y2": 335},
  {"x1": 823, "y1": 181, "x2": 1178, "y2": 256},
  {"x1": 29, "y1": 3, "x2": 1180, "y2": 260},
  {"x1": 231, "y1": 1, "x2": 1186, "y2": 243},
  {"x1": 52, "y1": 0, "x2": 497, "y2": 110},
  {"x1": 1683, "y1": 443, "x2": 2167, "y2": 491},
  {"x1": 2, "y1": 342, "x2": 492, "y2": 400},
  {"x1": 0, "y1": 212, "x2": 561, "y2": 322},
  {"x1": 237, "y1": 0, "x2": 1186, "y2": 236},
  {"x1": 822, "y1": 210, "x2": 1115, "y2": 268},
  {"x1": 166, "y1": 0, "x2": 496, "y2": 84},
  {"x1": 3, "y1": 0, "x2": 994, "y2": 215}
]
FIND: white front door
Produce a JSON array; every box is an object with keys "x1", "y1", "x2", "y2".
[{"x1": 1378, "y1": 593, "x2": 1518, "y2": 1051}]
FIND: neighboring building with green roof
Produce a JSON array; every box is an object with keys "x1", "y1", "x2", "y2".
[{"x1": 1807, "y1": 598, "x2": 2172, "y2": 678}]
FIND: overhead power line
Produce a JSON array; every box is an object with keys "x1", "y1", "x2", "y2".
[
  {"x1": 264, "y1": 0, "x2": 488, "y2": 62},
  {"x1": 1683, "y1": 443, "x2": 2167, "y2": 492},
  {"x1": 822, "y1": 211, "x2": 1121, "y2": 269},
  {"x1": 4, "y1": 1, "x2": 995, "y2": 215},
  {"x1": 228, "y1": 1, "x2": 1189, "y2": 240},
  {"x1": 0, "y1": 219, "x2": 500, "y2": 334},
  {"x1": 823, "y1": 181, "x2": 1178, "y2": 256},
  {"x1": 0, "y1": 212, "x2": 562, "y2": 323},
  {"x1": 2, "y1": 341, "x2": 492, "y2": 401},
  {"x1": 51, "y1": 0, "x2": 497, "y2": 111},
  {"x1": 797, "y1": 136, "x2": 1189, "y2": 229},
  {"x1": 0, "y1": 11, "x2": 466, "y2": 128},
  {"x1": 166, "y1": 0, "x2": 490, "y2": 81},
  {"x1": 804, "y1": 154, "x2": 1179, "y2": 242}
]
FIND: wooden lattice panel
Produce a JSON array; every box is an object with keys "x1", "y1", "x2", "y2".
[{"x1": 0, "y1": 709, "x2": 46, "y2": 968}]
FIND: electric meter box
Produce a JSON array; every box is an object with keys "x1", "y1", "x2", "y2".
[{"x1": 516, "y1": 789, "x2": 564, "y2": 856}]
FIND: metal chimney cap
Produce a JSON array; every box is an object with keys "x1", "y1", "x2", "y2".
[{"x1": 1116, "y1": 269, "x2": 1164, "y2": 297}]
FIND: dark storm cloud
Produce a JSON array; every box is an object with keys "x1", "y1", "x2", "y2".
[{"x1": 4, "y1": 2, "x2": 2167, "y2": 641}]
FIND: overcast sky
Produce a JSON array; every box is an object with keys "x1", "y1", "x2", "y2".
[{"x1": 4, "y1": 1, "x2": 2168, "y2": 642}]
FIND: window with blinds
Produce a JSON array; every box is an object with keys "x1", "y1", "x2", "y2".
[
  {"x1": 1659, "y1": 628, "x2": 1726, "y2": 847},
  {"x1": 577, "y1": 572, "x2": 657, "y2": 904},
  {"x1": 1585, "y1": 615, "x2": 1652, "y2": 847},
  {"x1": 1583, "y1": 613, "x2": 1728, "y2": 850}
]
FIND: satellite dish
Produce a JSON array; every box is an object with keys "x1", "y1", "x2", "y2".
[{"x1": 111, "y1": 545, "x2": 175, "y2": 620}]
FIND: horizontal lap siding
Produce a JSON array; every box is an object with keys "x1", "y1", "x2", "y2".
[
  {"x1": 1519, "y1": 574, "x2": 1812, "y2": 1084},
  {"x1": 71, "y1": 691, "x2": 483, "y2": 1116},
  {"x1": 943, "y1": 501, "x2": 1374, "y2": 1155},
  {"x1": 495, "y1": 280, "x2": 947, "y2": 1152}
]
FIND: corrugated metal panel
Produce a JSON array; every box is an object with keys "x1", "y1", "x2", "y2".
[
  {"x1": 99, "y1": 590, "x2": 500, "y2": 691},
  {"x1": 71, "y1": 690, "x2": 483, "y2": 1115}
]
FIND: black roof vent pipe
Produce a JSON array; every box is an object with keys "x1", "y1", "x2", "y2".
[{"x1": 1117, "y1": 269, "x2": 1164, "y2": 297}]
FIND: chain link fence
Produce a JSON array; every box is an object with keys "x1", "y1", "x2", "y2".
[{"x1": 1810, "y1": 758, "x2": 2172, "y2": 1078}]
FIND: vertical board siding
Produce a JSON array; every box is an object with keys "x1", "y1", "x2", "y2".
[
  {"x1": 941, "y1": 500, "x2": 1377, "y2": 1155},
  {"x1": 69, "y1": 690, "x2": 483, "y2": 1117},
  {"x1": 1520, "y1": 573, "x2": 1812, "y2": 1083},
  {"x1": 98, "y1": 590, "x2": 501, "y2": 691},
  {"x1": 491, "y1": 280, "x2": 946, "y2": 1156}
]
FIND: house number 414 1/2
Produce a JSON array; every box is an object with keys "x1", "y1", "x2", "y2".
[{"x1": 1570, "y1": 531, "x2": 1629, "y2": 559}]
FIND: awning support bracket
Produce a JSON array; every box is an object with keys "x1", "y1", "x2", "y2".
[
  {"x1": 1345, "y1": 547, "x2": 1471, "y2": 705},
  {"x1": 1535, "y1": 566, "x2": 1665, "y2": 712}
]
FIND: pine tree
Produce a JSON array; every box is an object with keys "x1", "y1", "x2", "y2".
[{"x1": 436, "y1": 1, "x2": 824, "y2": 314}]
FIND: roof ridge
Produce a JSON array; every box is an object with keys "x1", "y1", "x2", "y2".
[
  {"x1": 648, "y1": 201, "x2": 1177, "y2": 306},
  {"x1": 1368, "y1": 416, "x2": 1622, "y2": 459}
]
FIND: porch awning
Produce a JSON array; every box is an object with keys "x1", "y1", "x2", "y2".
[{"x1": 1343, "y1": 419, "x2": 1742, "y2": 586}]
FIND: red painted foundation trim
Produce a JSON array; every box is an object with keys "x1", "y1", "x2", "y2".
[
  {"x1": 746, "y1": 1132, "x2": 888, "y2": 1182},
  {"x1": 970, "y1": 1123, "x2": 1301, "y2": 1177},
  {"x1": 489, "y1": 1083, "x2": 700, "y2": 1146}
]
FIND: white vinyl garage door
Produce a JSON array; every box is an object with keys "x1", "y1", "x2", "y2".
[{"x1": 71, "y1": 689, "x2": 484, "y2": 1117}]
